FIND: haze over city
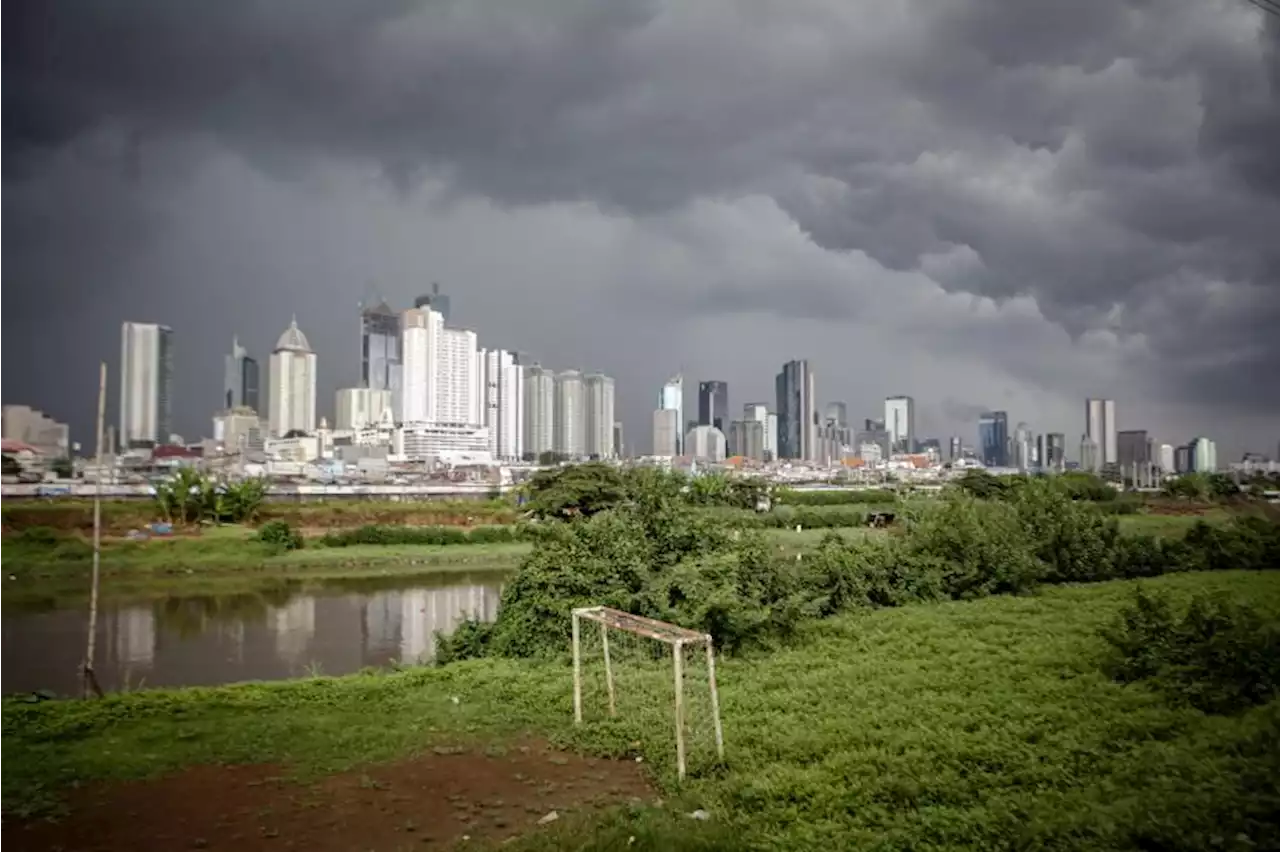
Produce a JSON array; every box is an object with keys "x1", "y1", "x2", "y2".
[{"x1": 5, "y1": 0, "x2": 1279, "y2": 460}]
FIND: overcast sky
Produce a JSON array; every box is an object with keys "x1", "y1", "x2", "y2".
[{"x1": 5, "y1": 0, "x2": 1279, "y2": 459}]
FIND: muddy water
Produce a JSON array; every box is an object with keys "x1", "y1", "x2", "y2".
[{"x1": 1, "y1": 572, "x2": 507, "y2": 696}]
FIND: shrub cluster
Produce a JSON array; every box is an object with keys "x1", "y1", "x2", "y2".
[
  {"x1": 318, "y1": 524, "x2": 528, "y2": 548},
  {"x1": 1102, "y1": 588, "x2": 1280, "y2": 714},
  {"x1": 772, "y1": 488, "x2": 898, "y2": 506},
  {"x1": 256, "y1": 520, "x2": 303, "y2": 551},
  {"x1": 521, "y1": 463, "x2": 768, "y2": 519},
  {"x1": 697, "y1": 505, "x2": 878, "y2": 530},
  {"x1": 438, "y1": 472, "x2": 1280, "y2": 665}
]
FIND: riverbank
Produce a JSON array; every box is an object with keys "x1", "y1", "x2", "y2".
[
  {"x1": 0, "y1": 508, "x2": 1239, "y2": 604},
  {"x1": 1, "y1": 497, "x2": 520, "y2": 537},
  {"x1": 6, "y1": 570, "x2": 1278, "y2": 850}
]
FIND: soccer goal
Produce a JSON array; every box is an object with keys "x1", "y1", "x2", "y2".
[{"x1": 571, "y1": 606, "x2": 724, "y2": 780}]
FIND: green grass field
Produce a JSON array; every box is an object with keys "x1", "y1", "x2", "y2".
[{"x1": 6, "y1": 570, "x2": 1277, "y2": 849}]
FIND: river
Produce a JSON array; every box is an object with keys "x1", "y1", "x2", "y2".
[{"x1": 1, "y1": 572, "x2": 508, "y2": 696}]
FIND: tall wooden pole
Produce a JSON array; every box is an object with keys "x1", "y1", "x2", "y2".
[{"x1": 82, "y1": 362, "x2": 107, "y2": 699}]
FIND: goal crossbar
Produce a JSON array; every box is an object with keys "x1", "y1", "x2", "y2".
[{"x1": 571, "y1": 606, "x2": 724, "y2": 780}]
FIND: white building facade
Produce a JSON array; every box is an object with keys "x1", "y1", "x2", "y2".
[
  {"x1": 523, "y1": 366, "x2": 556, "y2": 459},
  {"x1": 1085, "y1": 398, "x2": 1117, "y2": 466},
  {"x1": 479, "y1": 349, "x2": 524, "y2": 461},
  {"x1": 267, "y1": 318, "x2": 318, "y2": 437},
  {"x1": 120, "y1": 321, "x2": 174, "y2": 448},
  {"x1": 335, "y1": 387, "x2": 393, "y2": 431},
  {"x1": 584, "y1": 373, "x2": 616, "y2": 458},
  {"x1": 400, "y1": 307, "x2": 443, "y2": 424},
  {"x1": 743, "y1": 403, "x2": 777, "y2": 461},
  {"x1": 659, "y1": 375, "x2": 684, "y2": 455},
  {"x1": 555, "y1": 370, "x2": 586, "y2": 458}
]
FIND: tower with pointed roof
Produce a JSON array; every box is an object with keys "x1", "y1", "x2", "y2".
[{"x1": 268, "y1": 317, "x2": 318, "y2": 437}]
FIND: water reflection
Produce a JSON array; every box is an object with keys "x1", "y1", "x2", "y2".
[{"x1": 2, "y1": 572, "x2": 507, "y2": 696}]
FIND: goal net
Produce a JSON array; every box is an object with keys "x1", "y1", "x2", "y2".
[{"x1": 571, "y1": 606, "x2": 724, "y2": 780}]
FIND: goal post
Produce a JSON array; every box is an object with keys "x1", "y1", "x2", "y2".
[{"x1": 571, "y1": 606, "x2": 724, "y2": 780}]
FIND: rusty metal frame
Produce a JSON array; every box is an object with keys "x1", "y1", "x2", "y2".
[{"x1": 571, "y1": 606, "x2": 724, "y2": 780}]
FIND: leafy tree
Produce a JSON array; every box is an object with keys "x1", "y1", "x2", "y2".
[
  {"x1": 51, "y1": 457, "x2": 75, "y2": 479},
  {"x1": 524, "y1": 462, "x2": 629, "y2": 519}
]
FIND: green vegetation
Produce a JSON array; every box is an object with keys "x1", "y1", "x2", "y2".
[
  {"x1": 1103, "y1": 587, "x2": 1280, "y2": 714},
  {"x1": 152, "y1": 468, "x2": 269, "y2": 525},
  {"x1": 437, "y1": 470, "x2": 1280, "y2": 662},
  {"x1": 6, "y1": 572, "x2": 1279, "y2": 849},
  {"x1": 1, "y1": 494, "x2": 518, "y2": 536},
  {"x1": 772, "y1": 486, "x2": 900, "y2": 505}
]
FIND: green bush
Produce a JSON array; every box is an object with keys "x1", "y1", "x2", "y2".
[
  {"x1": 319, "y1": 524, "x2": 525, "y2": 547},
  {"x1": 1102, "y1": 588, "x2": 1280, "y2": 714},
  {"x1": 773, "y1": 488, "x2": 897, "y2": 506},
  {"x1": 256, "y1": 520, "x2": 302, "y2": 551},
  {"x1": 903, "y1": 498, "x2": 1043, "y2": 598},
  {"x1": 1010, "y1": 480, "x2": 1123, "y2": 583}
]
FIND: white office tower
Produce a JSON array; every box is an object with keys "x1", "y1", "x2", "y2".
[
  {"x1": 335, "y1": 388, "x2": 393, "y2": 431},
  {"x1": 1190, "y1": 436, "x2": 1217, "y2": 472},
  {"x1": 744, "y1": 403, "x2": 777, "y2": 460},
  {"x1": 554, "y1": 370, "x2": 586, "y2": 458},
  {"x1": 1085, "y1": 398, "x2": 1117, "y2": 465},
  {"x1": 436, "y1": 327, "x2": 479, "y2": 426},
  {"x1": 479, "y1": 349, "x2": 524, "y2": 461},
  {"x1": 1159, "y1": 443, "x2": 1176, "y2": 472},
  {"x1": 399, "y1": 307, "x2": 442, "y2": 423},
  {"x1": 119, "y1": 321, "x2": 174, "y2": 448},
  {"x1": 396, "y1": 307, "x2": 490, "y2": 461},
  {"x1": 1013, "y1": 422, "x2": 1033, "y2": 471},
  {"x1": 267, "y1": 318, "x2": 317, "y2": 437},
  {"x1": 659, "y1": 375, "x2": 684, "y2": 454},
  {"x1": 686, "y1": 424, "x2": 727, "y2": 462},
  {"x1": 584, "y1": 373, "x2": 616, "y2": 459},
  {"x1": 523, "y1": 365, "x2": 556, "y2": 459},
  {"x1": 884, "y1": 395, "x2": 915, "y2": 454}
]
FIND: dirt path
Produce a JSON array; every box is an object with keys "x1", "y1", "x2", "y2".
[{"x1": 9, "y1": 741, "x2": 656, "y2": 851}]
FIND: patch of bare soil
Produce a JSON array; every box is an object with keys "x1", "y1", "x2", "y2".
[{"x1": 8, "y1": 741, "x2": 655, "y2": 851}]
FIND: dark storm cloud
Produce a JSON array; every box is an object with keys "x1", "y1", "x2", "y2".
[{"x1": 5, "y1": 0, "x2": 1279, "y2": 441}]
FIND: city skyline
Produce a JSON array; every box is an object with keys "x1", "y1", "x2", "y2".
[{"x1": 6, "y1": 3, "x2": 1278, "y2": 459}]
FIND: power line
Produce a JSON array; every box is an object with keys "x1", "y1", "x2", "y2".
[{"x1": 1244, "y1": 0, "x2": 1280, "y2": 18}]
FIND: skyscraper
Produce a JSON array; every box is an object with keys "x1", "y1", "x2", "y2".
[
  {"x1": 585, "y1": 373, "x2": 616, "y2": 459},
  {"x1": 224, "y1": 335, "x2": 259, "y2": 412},
  {"x1": 743, "y1": 403, "x2": 776, "y2": 461},
  {"x1": 1012, "y1": 422, "x2": 1033, "y2": 471},
  {"x1": 413, "y1": 282, "x2": 451, "y2": 323},
  {"x1": 652, "y1": 408, "x2": 680, "y2": 457},
  {"x1": 1045, "y1": 433, "x2": 1067, "y2": 470},
  {"x1": 554, "y1": 370, "x2": 586, "y2": 458},
  {"x1": 267, "y1": 317, "x2": 317, "y2": 437},
  {"x1": 523, "y1": 366, "x2": 556, "y2": 459},
  {"x1": 435, "y1": 327, "x2": 479, "y2": 426},
  {"x1": 120, "y1": 321, "x2": 174, "y2": 448},
  {"x1": 978, "y1": 411, "x2": 1009, "y2": 467},
  {"x1": 825, "y1": 402, "x2": 848, "y2": 428},
  {"x1": 884, "y1": 396, "x2": 915, "y2": 453},
  {"x1": 659, "y1": 375, "x2": 684, "y2": 455},
  {"x1": 479, "y1": 349, "x2": 524, "y2": 461},
  {"x1": 360, "y1": 301, "x2": 402, "y2": 413},
  {"x1": 1117, "y1": 430, "x2": 1153, "y2": 469},
  {"x1": 697, "y1": 380, "x2": 729, "y2": 432},
  {"x1": 775, "y1": 360, "x2": 816, "y2": 461},
  {"x1": 1085, "y1": 398, "x2": 1117, "y2": 466},
  {"x1": 399, "y1": 307, "x2": 442, "y2": 424}
]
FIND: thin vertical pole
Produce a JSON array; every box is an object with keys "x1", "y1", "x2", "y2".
[
  {"x1": 572, "y1": 611, "x2": 583, "y2": 724},
  {"x1": 82, "y1": 362, "x2": 107, "y2": 699},
  {"x1": 705, "y1": 637, "x2": 724, "y2": 760},
  {"x1": 600, "y1": 621, "x2": 616, "y2": 716},
  {"x1": 673, "y1": 639, "x2": 686, "y2": 781}
]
